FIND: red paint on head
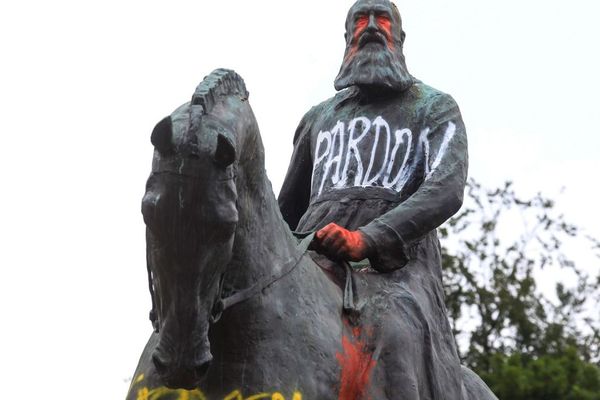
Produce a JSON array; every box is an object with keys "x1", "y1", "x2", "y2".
[
  {"x1": 376, "y1": 15, "x2": 394, "y2": 50},
  {"x1": 347, "y1": 13, "x2": 395, "y2": 60},
  {"x1": 347, "y1": 15, "x2": 368, "y2": 60},
  {"x1": 336, "y1": 325, "x2": 377, "y2": 400},
  {"x1": 355, "y1": 15, "x2": 370, "y2": 35}
]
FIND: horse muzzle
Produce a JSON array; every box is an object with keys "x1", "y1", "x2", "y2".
[{"x1": 152, "y1": 347, "x2": 212, "y2": 390}]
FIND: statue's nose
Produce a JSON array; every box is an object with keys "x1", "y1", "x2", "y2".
[{"x1": 367, "y1": 13, "x2": 378, "y2": 31}]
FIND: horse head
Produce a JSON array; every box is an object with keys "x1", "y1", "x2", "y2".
[{"x1": 141, "y1": 69, "x2": 251, "y2": 389}]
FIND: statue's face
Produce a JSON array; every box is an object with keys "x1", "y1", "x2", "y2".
[
  {"x1": 347, "y1": 0, "x2": 398, "y2": 59},
  {"x1": 334, "y1": 0, "x2": 413, "y2": 92}
]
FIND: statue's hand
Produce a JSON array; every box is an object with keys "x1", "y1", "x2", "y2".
[{"x1": 314, "y1": 223, "x2": 370, "y2": 262}]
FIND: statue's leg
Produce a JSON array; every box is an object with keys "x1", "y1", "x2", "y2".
[
  {"x1": 460, "y1": 366, "x2": 498, "y2": 400},
  {"x1": 367, "y1": 291, "x2": 464, "y2": 400},
  {"x1": 376, "y1": 311, "x2": 425, "y2": 400}
]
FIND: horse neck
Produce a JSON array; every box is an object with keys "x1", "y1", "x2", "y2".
[{"x1": 226, "y1": 136, "x2": 299, "y2": 289}]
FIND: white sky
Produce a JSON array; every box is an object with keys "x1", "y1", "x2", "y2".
[{"x1": 1, "y1": 0, "x2": 599, "y2": 398}]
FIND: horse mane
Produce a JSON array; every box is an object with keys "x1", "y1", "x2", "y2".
[{"x1": 191, "y1": 69, "x2": 249, "y2": 114}]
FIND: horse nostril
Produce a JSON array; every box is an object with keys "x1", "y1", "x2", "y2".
[
  {"x1": 141, "y1": 193, "x2": 159, "y2": 226},
  {"x1": 152, "y1": 352, "x2": 168, "y2": 375},
  {"x1": 194, "y1": 359, "x2": 211, "y2": 379}
]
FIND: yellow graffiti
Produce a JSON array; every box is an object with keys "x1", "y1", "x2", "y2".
[
  {"x1": 271, "y1": 394, "x2": 301, "y2": 400},
  {"x1": 245, "y1": 394, "x2": 270, "y2": 400},
  {"x1": 130, "y1": 375, "x2": 301, "y2": 400},
  {"x1": 223, "y1": 390, "x2": 302, "y2": 400},
  {"x1": 134, "y1": 388, "x2": 301, "y2": 400},
  {"x1": 223, "y1": 390, "x2": 242, "y2": 400},
  {"x1": 135, "y1": 386, "x2": 206, "y2": 400},
  {"x1": 137, "y1": 387, "x2": 149, "y2": 400}
]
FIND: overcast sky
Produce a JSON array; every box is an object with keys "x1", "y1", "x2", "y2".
[{"x1": 1, "y1": 0, "x2": 599, "y2": 398}]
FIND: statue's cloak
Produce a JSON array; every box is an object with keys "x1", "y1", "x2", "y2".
[{"x1": 278, "y1": 82, "x2": 468, "y2": 399}]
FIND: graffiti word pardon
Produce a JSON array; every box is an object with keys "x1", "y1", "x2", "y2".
[{"x1": 312, "y1": 116, "x2": 456, "y2": 197}]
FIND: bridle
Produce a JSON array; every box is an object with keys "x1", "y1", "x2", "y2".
[{"x1": 146, "y1": 233, "x2": 317, "y2": 333}]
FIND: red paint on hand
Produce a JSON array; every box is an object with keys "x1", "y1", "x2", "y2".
[
  {"x1": 336, "y1": 326, "x2": 377, "y2": 400},
  {"x1": 315, "y1": 223, "x2": 369, "y2": 261}
]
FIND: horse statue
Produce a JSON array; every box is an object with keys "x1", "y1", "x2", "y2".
[{"x1": 126, "y1": 69, "x2": 497, "y2": 400}]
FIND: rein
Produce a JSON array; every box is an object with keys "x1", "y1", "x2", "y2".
[
  {"x1": 209, "y1": 232, "x2": 316, "y2": 323},
  {"x1": 147, "y1": 232, "x2": 359, "y2": 331},
  {"x1": 147, "y1": 233, "x2": 315, "y2": 331}
]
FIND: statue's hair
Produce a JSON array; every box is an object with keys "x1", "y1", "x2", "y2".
[
  {"x1": 391, "y1": 2, "x2": 401, "y2": 21},
  {"x1": 191, "y1": 69, "x2": 249, "y2": 115}
]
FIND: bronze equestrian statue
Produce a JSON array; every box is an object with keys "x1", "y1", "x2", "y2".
[{"x1": 126, "y1": 1, "x2": 498, "y2": 399}]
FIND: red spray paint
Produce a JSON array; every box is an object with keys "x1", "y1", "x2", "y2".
[
  {"x1": 315, "y1": 223, "x2": 368, "y2": 261},
  {"x1": 336, "y1": 324, "x2": 377, "y2": 400},
  {"x1": 347, "y1": 14, "x2": 395, "y2": 60}
]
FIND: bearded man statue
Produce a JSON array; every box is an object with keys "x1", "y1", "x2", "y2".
[{"x1": 279, "y1": 0, "x2": 498, "y2": 398}]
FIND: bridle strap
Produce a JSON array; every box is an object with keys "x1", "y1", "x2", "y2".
[
  {"x1": 147, "y1": 231, "x2": 359, "y2": 329},
  {"x1": 210, "y1": 233, "x2": 316, "y2": 323},
  {"x1": 147, "y1": 248, "x2": 159, "y2": 333}
]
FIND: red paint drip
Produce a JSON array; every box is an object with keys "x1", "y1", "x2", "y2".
[{"x1": 336, "y1": 325, "x2": 377, "y2": 400}]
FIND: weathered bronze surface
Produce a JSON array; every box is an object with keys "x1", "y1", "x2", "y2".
[{"x1": 126, "y1": 1, "x2": 498, "y2": 399}]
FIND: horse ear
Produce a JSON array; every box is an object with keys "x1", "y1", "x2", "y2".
[
  {"x1": 214, "y1": 133, "x2": 236, "y2": 167},
  {"x1": 151, "y1": 116, "x2": 172, "y2": 153}
]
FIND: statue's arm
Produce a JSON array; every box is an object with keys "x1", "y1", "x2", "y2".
[
  {"x1": 278, "y1": 109, "x2": 315, "y2": 231},
  {"x1": 360, "y1": 94, "x2": 468, "y2": 271}
]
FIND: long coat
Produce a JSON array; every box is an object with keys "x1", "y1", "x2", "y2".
[{"x1": 278, "y1": 82, "x2": 469, "y2": 399}]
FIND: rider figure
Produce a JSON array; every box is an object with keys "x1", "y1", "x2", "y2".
[
  {"x1": 278, "y1": 1, "x2": 469, "y2": 397},
  {"x1": 278, "y1": 0, "x2": 467, "y2": 273}
]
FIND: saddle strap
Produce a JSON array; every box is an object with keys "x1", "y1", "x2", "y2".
[
  {"x1": 299, "y1": 231, "x2": 359, "y2": 317},
  {"x1": 342, "y1": 261, "x2": 356, "y2": 313}
]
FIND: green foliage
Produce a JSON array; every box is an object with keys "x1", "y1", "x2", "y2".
[
  {"x1": 479, "y1": 348, "x2": 600, "y2": 399},
  {"x1": 440, "y1": 179, "x2": 600, "y2": 398}
]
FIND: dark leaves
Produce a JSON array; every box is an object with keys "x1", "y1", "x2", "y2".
[{"x1": 441, "y1": 178, "x2": 600, "y2": 393}]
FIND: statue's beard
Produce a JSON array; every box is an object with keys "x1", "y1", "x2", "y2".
[{"x1": 334, "y1": 43, "x2": 413, "y2": 92}]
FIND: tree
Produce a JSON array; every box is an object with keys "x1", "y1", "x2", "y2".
[{"x1": 440, "y1": 179, "x2": 600, "y2": 398}]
